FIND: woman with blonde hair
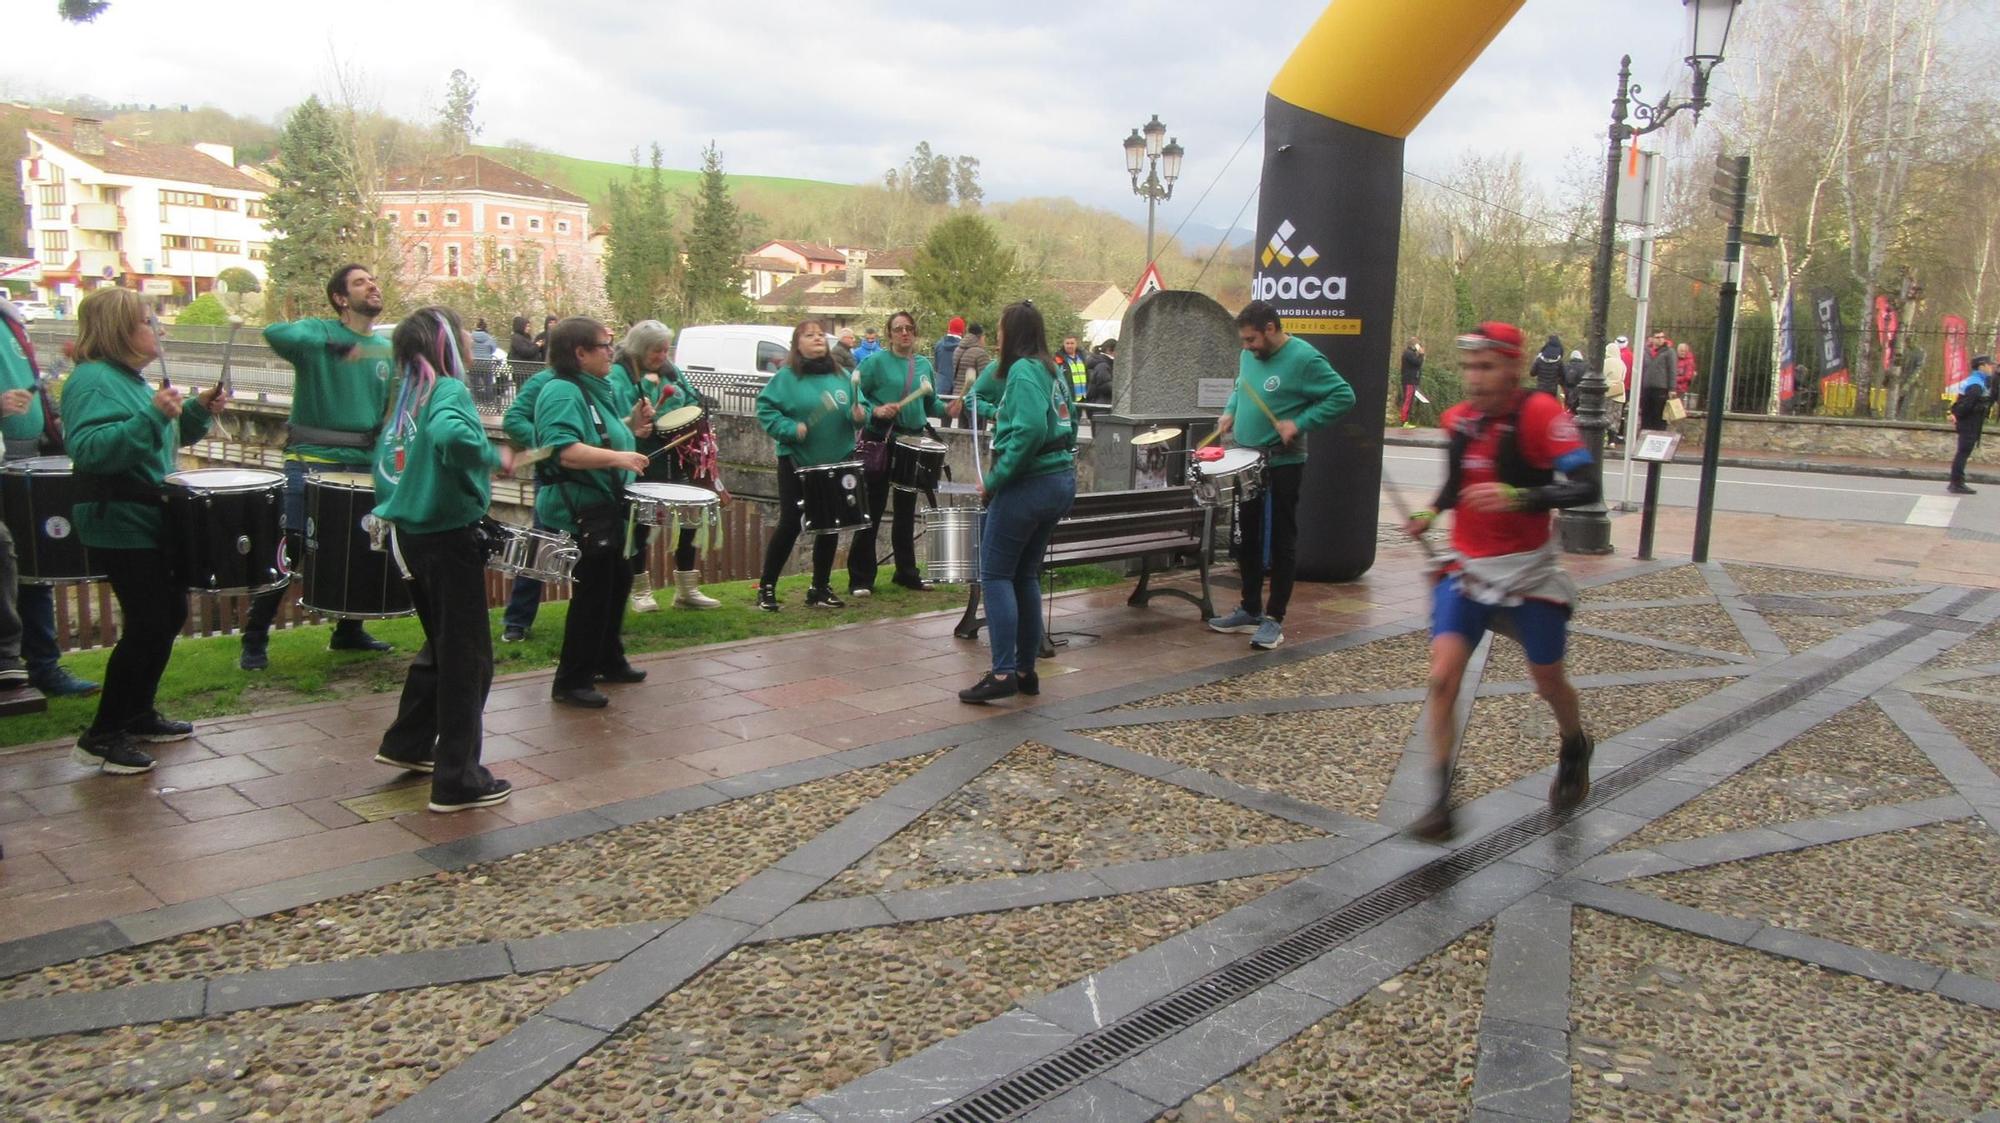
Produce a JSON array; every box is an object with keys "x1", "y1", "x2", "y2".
[{"x1": 64, "y1": 287, "x2": 228, "y2": 773}]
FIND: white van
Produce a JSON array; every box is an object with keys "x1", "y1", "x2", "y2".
[{"x1": 674, "y1": 324, "x2": 791, "y2": 379}]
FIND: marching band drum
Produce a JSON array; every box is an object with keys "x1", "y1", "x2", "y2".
[
  {"x1": 797, "y1": 460, "x2": 870, "y2": 534},
  {"x1": 1, "y1": 456, "x2": 102, "y2": 584},
  {"x1": 163, "y1": 468, "x2": 290, "y2": 595},
  {"x1": 301, "y1": 473, "x2": 414, "y2": 619}
]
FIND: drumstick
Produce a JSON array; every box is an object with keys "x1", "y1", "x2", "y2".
[
  {"x1": 646, "y1": 428, "x2": 700, "y2": 460},
  {"x1": 148, "y1": 313, "x2": 172, "y2": 388},
  {"x1": 217, "y1": 318, "x2": 242, "y2": 396},
  {"x1": 802, "y1": 390, "x2": 842, "y2": 430},
  {"x1": 512, "y1": 445, "x2": 556, "y2": 470},
  {"x1": 1238, "y1": 378, "x2": 1283, "y2": 429},
  {"x1": 1195, "y1": 426, "x2": 1224, "y2": 450},
  {"x1": 889, "y1": 379, "x2": 933, "y2": 411},
  {"x1": 1382, "y1": 480, "x2": 1440, "y2": 561}
]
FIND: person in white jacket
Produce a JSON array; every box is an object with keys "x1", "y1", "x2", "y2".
[{"x1": 1601, "y1": 342, "x2": 1628, "y2": 449}]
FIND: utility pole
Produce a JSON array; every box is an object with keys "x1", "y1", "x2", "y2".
[{"x1": 1692, "y1": 154, "x2": 1750, "y2": 563}]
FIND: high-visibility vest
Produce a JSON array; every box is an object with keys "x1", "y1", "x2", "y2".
[{"x1": 1061, "y1": 353, "x2": 1087, "y2": 398}]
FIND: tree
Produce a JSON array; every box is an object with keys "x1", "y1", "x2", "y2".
[
  {"x1": 216, "y1": 266, "x2": 261, "y2": 294},
  {"x1": 264, "y1": 96, "x2": 385, "y2": 320},
  {"x1": 58, "y1": 0, "x2": 109, "y2": 21},
  {"x1": 908, "y1": 213, "x2": 1017, "y2": 332},
  {"x1": 602, "y1": 145, "x2": 679, "y2": 326},
  {"x1": 952, "y1": 156, "x2": 984, "y2": 208},
  {"x1": 884, "y1": 143, "x2": 982, "y2": 207},
  {"x1": 175, "y1": 293, "x2": 230, "y2": 326},
  {"x1": 682, "y1": 142, "x2": 751, "y2": 323},
  {"x1": 437, "y1": 69, "x2": 480, "y2": 156}
]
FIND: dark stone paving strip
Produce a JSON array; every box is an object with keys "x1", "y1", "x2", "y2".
[
  {"x1": 1058, "y1": 686, "x2": 1432, "y2": 730},
  {"x1": 1582, "y1": 596, "x2": 1720, "y2": 611},
  {"x1": 1552, "y1": 879, "x2": 2000, "y2": 1011},
  {"x1": 1471, "y1": 892, "x2": 1575, "y2": 1121},
  {"x1": 375, "y1": 1015, "x2": 606, "y2": 1123},
  {"x1": 1567, "y1": 624, "x2": 1757, "y2": 664},
  {"x1": 1378, "y1": 631, "x2": 1494, "y2": 823},
  {"x1": 1875, "y1": 689, "x2": 2000, "y2": 833},
  {"x1": 1573, "y1": 795, "x2": 1973, "y2": 884},
  {"x1": 1035, "y1": 729, "x2": 1375, "y2": 835},
  {"x1": 0, "y1": 979, "x2": 205, "y2": 1044}
]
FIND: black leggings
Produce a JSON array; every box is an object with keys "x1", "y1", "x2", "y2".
[
  {"x1": 628, "y1": 523, "x2": 701, "y2": 577},
  {"x1": 92, "y1": 547, "x2": 189, "y2": 734},
  {"x1": 848, "y1": 468, "x2": 919, "y2": 589},
  {"x1": 760, "y1": 456, "x2": 837, "y2": 589}
]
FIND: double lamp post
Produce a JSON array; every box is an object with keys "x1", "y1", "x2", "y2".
[
  {"x1": 1559, "y1": 0, "x2": 1741, "y2": 555},
  {"x1": 1123, "y1": 115, "x2": 1184, "y2": 267}
]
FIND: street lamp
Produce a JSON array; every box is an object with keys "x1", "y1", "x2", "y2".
[
  {"x1": 1559, "y1": 0, "x2": 1740, "y2": 556},
  {"x1": 1123, "y1": 114, "x2": 1183, "y2": 267}
]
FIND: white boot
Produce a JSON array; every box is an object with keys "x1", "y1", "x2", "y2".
[
  {"x1": 673, "y1": 569, "x2": 721, "y2": 609},
  {"x1": 630, "y1": 570, "x2": 661, "y2": 614}
]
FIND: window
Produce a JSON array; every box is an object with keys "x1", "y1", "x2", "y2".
[
  {"x1": 414, "y1": 210, "x2": 430, "y2": 227},
  {"x1": 445, "y1": 244, "x2": 461, "y2": 278},
  {"x1": 497, "y1": 214, "x2": 513, "y2": 229},
  {"x1": 247, "y1": 242, "x2": 269, "y2": 261},
  {"x1": 208, "y1": 239, "x2": 241, "y2": 255},
  {"x1": 40, "y1": 230, "x2": 68, "y2": 254},
  {"x1": 158, "y1": 189, "x2": 232, "y2": 210},
  {"x1": 500, "y1": 246, "x2": 515, "y2": 264},
  {"x1": 37, "y1": 184, "x2": 64, "y2": 206},
  {"x1": 756, "y1": 341, "x2": 787, "y2": 374},
  {"x1": 417, "y1": 245, "x2": 432, "y2": 276},
  {"x1": 246, "y1": 199, "x2": 268, "y2": 218},
  {"x1": 385, "y1": 212, "x2": 399, "y2": 225},
  {"x1": 443, "y1": 210, "x2": 460, "y2": 227},
  {"x1": 40, "y1": 205, "x2": 62, "y2": 222},
  {"x1": 555, "y1": 220, "x2": 570, "y2": 234},
  {"x1": 527, "y1": 217, "x2": 543, "y2": 231},
  {"x1": 161, "y1": 234, "x2": 190, "y2": 250}
]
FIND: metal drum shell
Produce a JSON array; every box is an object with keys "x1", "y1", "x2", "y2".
[
  {"x1": 922, "y1": 506, "x2": 982, "y2": 584},
  {"x1": 1, "y1": 456, "x2": 102, "y2": 584},
  {"x1": 301, "y1": 473, "x2": 414, "y2": 619},
  {"x1": 1191, "y1": 448, "x2": 1266, "y2": 508},
  {"x1": 887, "y1": 435, "x2": 948, "y2": 493},
  {"x1": 626, "y1": 482, "x2": 719, "y2": 530},
  {"x1": 486, "y1": 523, "x2": 580, "y2": 583}
]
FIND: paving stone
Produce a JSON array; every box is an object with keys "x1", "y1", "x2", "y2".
[
  {"x1": 803, "y1": 1008, "x2": 1075, "y2": 1121},
  {"x1": 1746, "y1": 926, "x2": 1946, "y2": 992},
  {"x1": 1022, "y1": 1077, "x2": 1166, "y2": 1122},
  {"x1": 1089, "y1": 843, "x2": 1310, "y2": 895},
  {"x1": 1556, "y1": 880, "x2": 1764, "y2": 945},
  {"x1": 1469, "y1": 1016, "x2": 1571, "y2": 1120},
  {"x1": 206, "y1": 941, "x2": 514, "y2": 1014},
  {"x1": 0, "y1": 921, "x2": 128, "y2": 979},
  {"x1": 220, "y1": 852, "x2": 443, "y2": 917},
  {"x1": 1101, "y1": 985, "x2": 1335, "y2": 1106},
  {"x1": 775, "y1": 800, "x2": 928, "y2": 880},
  {"x1": 109, "y1": 897, "x2": 245, "y2": 947},
  {"x1": 375, "y1": 1014, "x2": 605, "y2": 1122},
  {"x1": 1936, "y1": 970, "x2": 2000, "y2": 1011},
  {"x1": 539, "y1": 913, "x2": 753, "y2": 1033},
  {"x1": 416, "y1": 810, "x2": 617, "y2": 870},
  {"x1": 506, "y1": 921, "x2": 670, "y2": 973},
  {"x1": 592, "y1": 783, "x2": 727, "y2": 826},
  {"x1": 0, "y1": 978, "x2": 203, "y2": 1043},
  {"x1": 1484, "y1": 894, "x2": 1573, "y2": 1032},
  {"x1": 749, "y1": 894, "x2": 900, "y2": 943},
  {"x1": 701, "y1": 867, "x2": 827, "y2": 926},
  {"x1": 882, "y1": 869, "x2": 1114, "y2": 922}
]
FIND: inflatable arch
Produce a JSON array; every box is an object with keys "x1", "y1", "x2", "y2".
[{"x1": 1257, "y1": 0, "x2": 1525, "y2": 580}]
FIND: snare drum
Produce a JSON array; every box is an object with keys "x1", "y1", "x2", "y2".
[
  {"x1": 921, "y1": 506, "x2": 982, "y2": 584},
  {"x1": 887, "y1": 435, "x2": 948, "y2": 494},
  {"x1": 650, "y1": 404, "x2": 706, "y2": 482},
  {"x1": 1190, "y1": 447, "x2": 1265, "y2": 508},
  {"x1": 627, "y1": 482, "x2": 718, "y2": 529},
  {"x1": 0, "y1": 456, "x2": 102, "y2": 584},
  {"x1": 165, "y1": 468, "x2": 290, "y2": 594},
  {"x1": 486, "y1": 523, "x2": 580, "y2": 583},
  {"x1": 797, "y1": 460, "x2": 870, "y2": 535},
  {"x1": 302, "y1": 473, "x2": 413, "y2": 619}
]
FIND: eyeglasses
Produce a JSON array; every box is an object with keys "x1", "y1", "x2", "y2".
[
  {"x1": 587, "y1": 341, "x2": 614, "y2": 351},
  {"x1": 890, "y1": 325, "x2": 916, "y2": 335}
]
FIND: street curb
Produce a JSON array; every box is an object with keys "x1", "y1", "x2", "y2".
[{"x1": 1383, "y1": 432, "x2": 1998, "y2": 486}]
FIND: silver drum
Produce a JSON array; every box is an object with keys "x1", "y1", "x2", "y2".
[
  {"x1": 627, "y1": 482, "x2": 718, "y2": 529},
  {"x1": 486, "y1": 524, "x2": 579, "y2": 583},
  {"x1": 1190, "y1": 447, "x2": 1264, "y2": 508},
  {"x1": 922, "y1": 506, "x2": 982, "y2": 584}
]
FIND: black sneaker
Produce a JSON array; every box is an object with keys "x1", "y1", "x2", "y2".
[
  {"x1": 552, "y1": 686, "x2": 610, "y2": 709},
  {"x1": 595, "y1": 664, "x2": 648, "y2": 684},
  {"x1": 428, "y1": 777, "x2": 512, "y2": 813},
  {"x1": 126, "y1": 712, "x2": 194, "y2": 743},
  {"x1": 805, "y1": 586, "x2": 845, "y2": 609},
  {"x1": 891, "y1": 574, "x2": 934, "y2": 592},
  {"x1": 1550, "y1": 731, "x2": 1595, "y2": 812},
  {"x1": 1019, "y1": 671, "x2": 1040, "y2": 696},
  {"x1": 329, "y1": 627, "x2": 392, "y2": 652},
  {"x1": 239, "y1": 632, "x2": 269, "y2": 671},
  {"x1": 501, "y1": 626, "x2": 528, "y2": 643},
  {"x1": 373, "y1": 752, "x2": 435, "y2": 774},
  {"x1": 756, "y1": 586, "x2": 780, "y2": 612},
  {"x1": 958, "y1": 672, "x2": 1019, "y2": 704},
  {"x1": 73, "y1": 730, "x2": 157, "y2": 775},
  {"x1": 1947, "y1": 482, "x2": 1976, "y2": 495}
]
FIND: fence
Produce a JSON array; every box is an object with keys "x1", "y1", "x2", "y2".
[
  {"x1": 41, "y1": 500, "x2": 807, "y2": 655},
  {"x1": 1653, "y1": 322, "x2": 1981, "y2": 423}
]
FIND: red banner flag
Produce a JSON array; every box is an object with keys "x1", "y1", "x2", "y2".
[{"x1": 1942, "y1": 315, "x2": 1970, "y2": 398}]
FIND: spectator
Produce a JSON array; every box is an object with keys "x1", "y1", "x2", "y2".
[
  {"x1": 854, "y1": 327, "x2": 882, "y2": 362},
  {"x1": 1639, "y1": 329, "x2": 1674, "y2": 430},
  {"x1": 468, "y1": 317, "x2": 499, "y2": 399},
  {"x1": 1562, "y1": 349, "x2": 1586, "y2": 413},
  {"x1": 531, "y1": 315, "x2": 557, "y2": 359},
  {"x1": 1616, "y1": 335, "x2": 1633, "y2": 387},
  {"x1": 1602, "y1": 342, "x2": 1628, "y2": 448},
  {"x1": 833, "y1": 327, "x2": 859, "y2": 372},
  {"x1": 1085, "y1": 339, "x2": 1115, "y2": 405},
  {"x1": 508, "y1": 315, "x2": 539, "y2": 363},
  {"x1": 934, "y1": 316, "x2": 964, "y2": 397},
  {"x1": 1530, "y1": 335, "x2": 1565, "y2": 397},
  {"x1": 1676, "y1": 341, "x2": 1697, "y2": 395},
  {"x1": 1397, "y1": 336, "x2": 1425, "y2": 427},
  {"x1": 948, "y1": 323, "x2": 990, "y2": 427}
]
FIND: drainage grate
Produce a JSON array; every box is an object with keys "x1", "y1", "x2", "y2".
[{"x1": 920, "y1": 620, "x2": 1944, "y2": 1123}]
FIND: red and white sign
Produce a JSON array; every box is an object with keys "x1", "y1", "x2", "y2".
[{"x1": 1131, "y1": 262, "x2": 1166, "y2": 302}]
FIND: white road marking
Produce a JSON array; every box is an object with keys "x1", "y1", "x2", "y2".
[{"x1": 1905, "y1": 495, "x2": 1959, "y2": 527}]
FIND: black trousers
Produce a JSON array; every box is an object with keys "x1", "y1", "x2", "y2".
[
  {"x1": 378, "y1": 526, "x2": 496, "y2": 795},
  {"x1": 760, "y1": 456, "x2": 837, "y2": 590},
  {"x1": 91, "y1": 547, "x2": 188, "y2": 735},
  {"x1": 1639, "y1": 387, "x2": 1670, "y2": 431},
  {"x1": 557, "y1": 540, "x2": 633, "y2": 692},
  {"x1": 1950, "y1": 428, "x2": 1981, "y2": 486},
  {"x1": 628, "y1": 523, "x2": 700, "y2": 576},
  {"x1": 1235, "y1": 462, "x2": 1303, "y2": 622},
  {"x1": 848, "y1": 468, "x2": 918, "y2": 589}
]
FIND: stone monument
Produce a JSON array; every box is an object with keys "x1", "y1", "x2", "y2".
[{"x1": 1091, "y1": 291, "x2": 1240, "y2": 492}]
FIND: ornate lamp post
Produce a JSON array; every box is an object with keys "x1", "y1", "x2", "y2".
[
  {"x1": 1561, "y1": 0, "x2": 1740, "y2": 554},
  {"x1": 1123, "y1": 115, "x2": 1184, "y2": 267}
]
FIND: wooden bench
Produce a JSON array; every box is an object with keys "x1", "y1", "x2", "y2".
[{"x1": 952, "y1": 486, "x2": 1215, "y2": 644}]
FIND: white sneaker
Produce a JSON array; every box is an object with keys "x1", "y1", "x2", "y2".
[{"x1": 630, "y1": 588, "x2": 660, "y2": 613}]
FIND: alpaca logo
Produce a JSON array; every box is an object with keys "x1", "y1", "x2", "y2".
[{"x1": 1253, "y1": 219, "x2": 1346, "y2": 304}]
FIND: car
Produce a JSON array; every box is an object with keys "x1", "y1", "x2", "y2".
[
  {"x1": 10, "y1": 300, "x2": 53, "y2": 322},
  {"x1": 674, "y1": 324, "x2": 791, "y2": 379}
]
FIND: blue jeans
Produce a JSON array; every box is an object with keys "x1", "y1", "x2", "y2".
[
  {"x1": 980, "y1": 468, "x2": 1075, "y2": 676},
  {"x1": 502, "y1": 484, "x2": 550, "y2": 632},
  {"x1": 19, "y1": 583, "x2": 59, "y2": 678},
  {"x1": 245, "y1": 460, "x2": 365, "y2": 639}
]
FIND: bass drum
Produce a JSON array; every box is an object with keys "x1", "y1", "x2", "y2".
[
  {"x1": 165, "y1": 468, "x2": 290, "y2": 595},
  {"x1": 0, "y1": 456, "x2": 102, "y2": 584},
  {"x1": 302, "y1": 473, "x2": 413, "y2": 619}
]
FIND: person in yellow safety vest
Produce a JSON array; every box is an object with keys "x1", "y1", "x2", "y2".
[{"x1": 1057, "y1": 335, "x2": 1088, "y2": 400}]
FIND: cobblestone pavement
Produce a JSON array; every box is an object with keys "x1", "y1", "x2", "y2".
[{"x1": 1, "y1": 554, "x2": 1998, "y2": 1121}]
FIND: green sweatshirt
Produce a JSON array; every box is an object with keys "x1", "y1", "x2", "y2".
[
  {"x1": 64, "y1": 359, "x2": 213, "y2": 549},
  {"x1": 856, "y1": 349, "x2": 941, "y2": 434},
  {"x1": 963, "y1": 360, "x2": 1002, "y2": 419},
  {"x1": 1224, "y1": 336, "x2": 1355, "y2": 466},
  {"x1": 372, "y1": 378, "x2": 499, "y2": 534},
  {"x1": 986, "y1": 358, "x2": 1076, "y2": 492},
  {"x1": 755, "y1": 365, "x2": 860, "y2": 467},
  {"x1": 533, "y1": 372, "x2": 636, "y2": 534},
  {"x1": 616, "y1": 361, "x2": 703, "y2": 418},
  {"x1": 501, "y1": 367, "x2": 555, "y2": 447},
  {"x1": 264, "y1": 318, "x2": 393, "y2": 465},
  {"x1": 0, "y1": 322, "x2": 45, "y2": 447}
]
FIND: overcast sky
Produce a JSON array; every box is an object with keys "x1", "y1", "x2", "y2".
[{"x1": 12, "y1": 0, "x2": 1729, "y2": 243}]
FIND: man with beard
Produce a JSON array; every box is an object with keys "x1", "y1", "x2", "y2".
[{"x1": 239, "y1": 264, "x2": 396, "y2": 670}]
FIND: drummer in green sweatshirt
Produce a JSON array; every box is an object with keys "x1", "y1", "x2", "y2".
[
  {"x1": 754, "y1": 319, "x2": 865, "y2": 612},
  {"x1": 64, "y1": 286, "x2": 228, "y2": 774},
  {"x1": 850, "y1": 310, "x2": 942, "y2": 595},
  {"x1": 240, "y1": 263, "x2": 396, "y2": 669},
  {"x1": 1206, "y1": 300, "x2": 1356, "y2": 652},
  {"x1": 611, "y1": 320, "x2": 724, "y2": 613}
]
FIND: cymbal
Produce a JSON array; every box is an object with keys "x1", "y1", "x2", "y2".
[{"x1": 1130, "y1": 427, "x2": 1182, "y2": 447}]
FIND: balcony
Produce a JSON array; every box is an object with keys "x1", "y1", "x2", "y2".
[
  {"x1": 76, "y1": 249, "x2": 123, "y2": 279},
  {"x1": 72, "y1": 203, "x2": 125, "y2": 232}
]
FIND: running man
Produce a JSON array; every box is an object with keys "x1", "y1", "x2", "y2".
[
  {"x1": 1403, "y1": 320, "x2": 1601, "y2": 842},
  {"x1": 1206, "y1": 300, "x2": 1355, "y2": 651}
]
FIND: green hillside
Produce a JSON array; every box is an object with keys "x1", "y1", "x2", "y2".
[{"x1": 475, "y1": 145, "x2": 857, "y2": 210}]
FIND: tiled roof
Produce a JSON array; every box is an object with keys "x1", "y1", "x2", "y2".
[
  {"x1": 381, "y1": 154, "x2": 587, "y2": 204},
  {"x1": 27, "y1": 128, "x2": 267, "y2": 193},
  {"x1": 741, "y1": 255, "x2": 798, "y2": 272},
  {"x1": 768, "y1": 240, "x2": 848, "y2": 264},
  {"x1": 865, "y1": 247, "x2": 916, "y2": 271},
  {"x1": 756, "y1": 269, "x2": 861, "y2": 311},
  {"x1": 1047, "y1": 280, "x2": 1122, "y2": 309}
]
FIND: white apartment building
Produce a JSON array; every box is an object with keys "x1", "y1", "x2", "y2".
[{"x1": 19, "y1": 118, "x2": 271, "y2": 311}]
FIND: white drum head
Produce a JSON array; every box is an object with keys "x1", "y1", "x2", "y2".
[
  {"x1": 313, "y1": 472, "x2": 376, "y2": 490},
  {"x1": 895, "y1": 435, "x2": 947, "y2": 453},
  {"x1": 167, "y1": 468, "x2": 285, "y2": 490},
  {"x1": 7, "y1": 456, "x2": 73, "y2": 473},
  {"x1": 628, "y1": 482, "x2": 713, "y2": 503},
  {"x1": 655, "y1": 405, "x2": 703, "y2": 430},
  {"x1": 1199, "y1": 448, "x2": 1262, "y2": 476}
]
